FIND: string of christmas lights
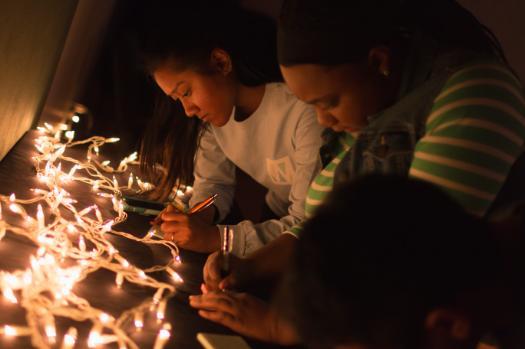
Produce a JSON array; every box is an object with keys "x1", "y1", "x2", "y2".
[{"x1": 0, "y1": 119, "x2": 186, "y2": 348}]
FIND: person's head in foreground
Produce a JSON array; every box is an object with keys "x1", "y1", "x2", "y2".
[
  {"x1": 277, "y1": 0, "x2": 508, "y2": 133},
  {"x1": 280, "y1": 174, "x2": 524, "y2": 349}
]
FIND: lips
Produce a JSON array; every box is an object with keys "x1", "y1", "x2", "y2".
[{"x1": 198, "y1": 114, "x2": 209, "y2": 122}]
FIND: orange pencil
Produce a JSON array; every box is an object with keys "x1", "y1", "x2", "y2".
[{"x1": 187, "y1": 193, "x2": 218, "y2": 214}]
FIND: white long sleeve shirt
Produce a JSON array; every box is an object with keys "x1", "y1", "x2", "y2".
[{"x1": 189, "y1": 83, "x2": 323, "y2": 256}]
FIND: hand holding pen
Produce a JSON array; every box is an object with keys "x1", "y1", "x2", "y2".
[
  {"x1": 150, "y1": 193, "x2": 218, "y2": 227},
  {"x1": 149, "y1": 193, "x2": 221, "y2": 253}
]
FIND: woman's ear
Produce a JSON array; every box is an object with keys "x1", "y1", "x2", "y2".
[
  {"x1": 368, "y1": 46, "x2": 391, "y2": 78},
  {"x1": 210, "y1": 48, "x2": 233, "y2": 76},
  {"x1": 424, "y1": 308, "x2": 472, "y2": 347}
]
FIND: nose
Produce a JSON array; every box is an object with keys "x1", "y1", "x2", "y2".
[
  {"x1": 316, "y1": 109, "x2": 338, "y2": 128},
  {"x1": 179, "y1": 98, "x2": 200, "y2": 117}
]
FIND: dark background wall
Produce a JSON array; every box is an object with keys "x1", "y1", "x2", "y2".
[
  {"x1": 459, "y1": 0, "x2": 525, "y2": 82},
  {"x1": 75, "y1": 0, "x2": 525, "y2": 152}
]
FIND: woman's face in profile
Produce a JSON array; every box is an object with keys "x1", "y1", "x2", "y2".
[
  {"x1": 280, "y1": 61, "x2": 391, "y2": 132},
  {"x1": 153, "y1": 60, "x2": 236, "y2": 127}
]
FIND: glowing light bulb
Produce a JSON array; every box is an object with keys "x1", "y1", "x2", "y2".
[
  {"x1": 72, "y1": 115, "x2": 80, "y2": 123},
  {"x1": 153, "y1": 323, "x2": 171, "y2": 349},
  {"x1": 129, "y1": 152, "x2": 138, "y2": 162},
  {"x1": 79, "y1": 236, "x2": 86, "y2": 251},
  {"x1": 87, "y1": 324, "x2": 102, "y2": 348},
  {"x1": 4, "y1": 325, "x2": 17, "y2": 336},
  {"x1": 37, "y1": 204, "x2": 44, "y2": 229},
  {"x1": 92, "y1": 180, "x2": 100, "y2": 192},
  {"x1": 62, "y1": 327, "x2": 77, "y2": 349},
  {"x1": 166, "y1": 268, "x2": 183, "y2": 283},
  {"x1": 9, "y1": 193, "x2": 15, "y2": 202},
  {"x1": 119, "y1": 258, "x2": 130, "y2": 269},
  {"x1": 68, "y1": 164, "x2": 79, "y2": 177},
  {"x1": 22, "y1": 271, "x2": 32, "y2": 286},
  {"x1": 156, "y1": 299, "x2": 168, "y2": 322},
  {"x1": 99, "y1": 313, "x2": 112, "y2": 324},
  {"x1": 102, "y1": 220, "x2": 113, "y2": 233},
  {"x1": 79, "y1": 205, "x2": 94, "y2": 216},
  {"x1": 65, "y1": 131, "x2": 75, "y2": 141},
  {"x1": 9, "y1": 203, "x2": 23, "y2": 215},
  {"x1": 37, "y1": 247, "x2": 46, "y2": 256},
  {"x1": 134, "y1": 312, "x2": 143, "y2": 330},
  {"x1": 3, "y1": 287, "x2": 17, "y2": 304},
  {"x1": 127, "y1": 173, "x2": 133, "y2": 189},
  {"x1": 67, "y1": 224, "x2": 77, "y2": 233},
  {"x1": 95, "y1": 206, "x2": 102, "y2": 222},
  {"x1": 115, "y1": 273, "x2": 124, "y2": 288},
  {"x1": 45, "y1": 320, "x2": 56, "y2": 344}
]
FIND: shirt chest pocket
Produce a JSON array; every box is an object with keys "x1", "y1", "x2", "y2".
[
  {"x1": 266, "y1": 156, "x2": 294, "y2": 185},
  {"x1": 360, "y1": 131, "x2": 415, "y2": 175}
]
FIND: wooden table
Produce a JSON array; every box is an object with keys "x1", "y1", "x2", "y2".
[{"x1": 0, "y1": 130, "x2": 298, "y2": 349}]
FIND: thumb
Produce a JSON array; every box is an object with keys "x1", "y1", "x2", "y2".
[
  {"x1": 165, "y1": 204, "x2": 176, "y2": 212},
  {"x1": 219, "y1": 273, "x2": 238, "y2": 291}
]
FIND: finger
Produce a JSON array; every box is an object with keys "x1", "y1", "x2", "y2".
[
  {"x1": 165, "y1": 204, "x2": 176, "y2": 212},
  {"x1": 198, "y1": 310, "x2": 239, "y2": 329},
  {"x1": 150, "y1": 214, "x2": 162, "y2": 225},
  {"x1": 203, "y1": 253, "x2": 222, "y2": 288},
  {"x1": 163, "y1": 231, "x2": 173, "y2": 241},
  {"x1": 219, "y1": 273, "x2": 238, "y2": 290},
  {"x1": 161, "y1": 211, "x2": 187, "y2": 222},
  {"x1": 160, "y1": 221, "x2": 184, "y2": 233},
  {"x1": 201, "y1": 283, "x2": 209, "y2": 295},
  {"x1": 189, "y1": 293, "x2": 236, "y2": 313}
]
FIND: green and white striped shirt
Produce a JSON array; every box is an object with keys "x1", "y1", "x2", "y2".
[{"x1": 288, "y1": 62, "x2": 525, "y2": 237}]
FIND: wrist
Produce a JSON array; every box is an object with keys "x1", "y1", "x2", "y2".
[{"x1": 207, "y1": 225, "x2": 221, "y2": 251}]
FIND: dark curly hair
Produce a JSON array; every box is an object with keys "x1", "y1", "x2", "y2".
[
  {"x1": 279, "y1": 175, "x2": 499, "y2": 349},
  {"x1": 278, "y1": 0, "x2": 510, "y2": 67}
]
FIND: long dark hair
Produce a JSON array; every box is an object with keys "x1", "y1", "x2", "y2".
[
  {"x1": 132, "y1": 1, "x2": 282, "y2": 199},
  {"x1": 279, "y1": 0, "x2": 510, "y2": 67}
]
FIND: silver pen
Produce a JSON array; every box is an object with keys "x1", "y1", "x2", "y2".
[{"x1": 220, "y1": 226, "x2": 233, "y2": 277}]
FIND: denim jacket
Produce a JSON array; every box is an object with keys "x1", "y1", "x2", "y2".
[{"x1": 332, "y1": 37, "x2": 525, "y2": 214}]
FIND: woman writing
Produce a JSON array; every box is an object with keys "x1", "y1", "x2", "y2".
[
  {"x1": 191, "y1": 0, "x2": 525, "y2": 344},
  {"x1": 135, "y1": 1, "x2": 323, "y2": 254}
]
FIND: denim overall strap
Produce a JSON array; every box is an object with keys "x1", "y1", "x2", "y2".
[{"x1": 333, "y1": 39, "x2": 487, "y2": 187}]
